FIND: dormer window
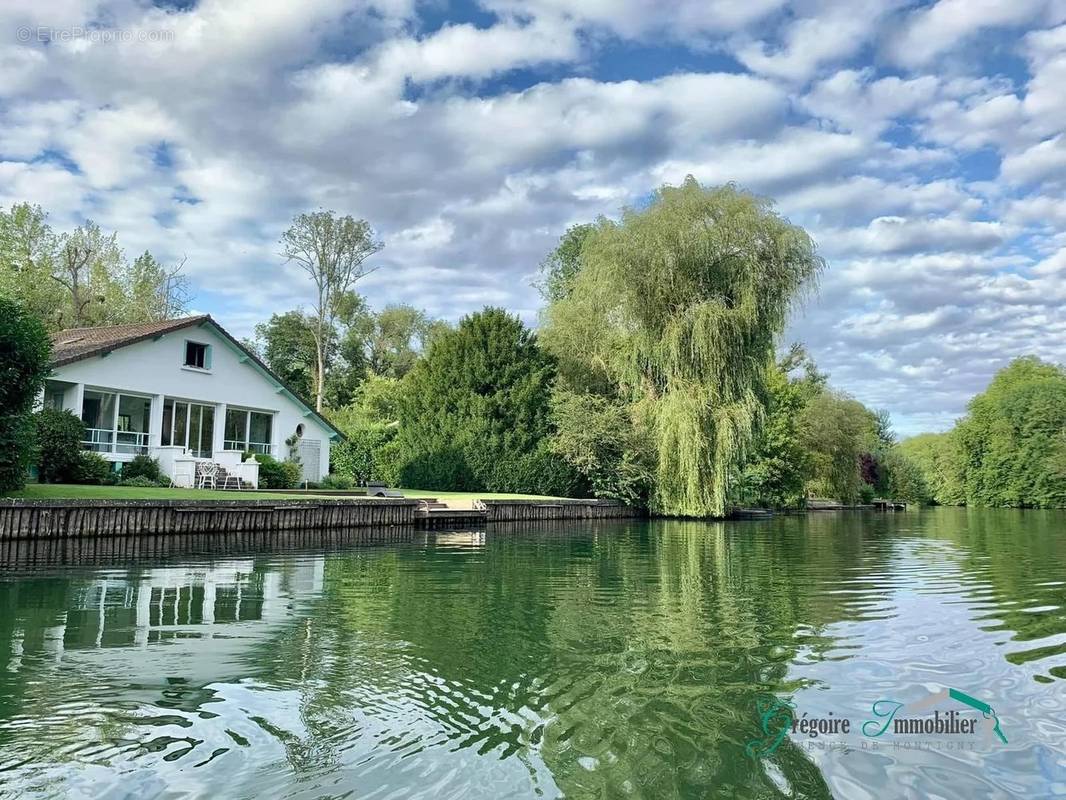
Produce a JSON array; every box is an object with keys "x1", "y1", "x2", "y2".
[{"x1": 184, "y1": 341, "x2": 211, "y2": 369}]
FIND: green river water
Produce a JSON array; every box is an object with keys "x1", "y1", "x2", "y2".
[{"x1": 0, "y1": 509, "x2": 1064, "y2": 798}]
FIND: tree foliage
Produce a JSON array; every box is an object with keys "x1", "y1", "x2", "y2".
[
  {"x1": 957, "y1": 357, "x2": 1066, "y2": 508},
  {"x1": 280, "y1": 210, "x2": 383, "y2": 411},
  {"x1": 898, "y1": 432, "x2": 966, "y2": 505},
  {"x1": 329, "y1": 375, "x2": 405, "y2": 486},
  {"x1": 737, "y1": 345, "x2": 824, "y2": 508},
  {"x1": 33, "y1": 409, "x2": 85, "y2": 484},
  {"x1": 0, "y1": 203, "x2": 189, "y2": 330},
  {"x1": 537, "y1": 223, "x2": 594, "y2": 303},
  {"x1": 549, "y1": 389, "x2": 651, "y2": 505},
  {"x1": 541, "y1": 178, "x2": 824, "y2": 516},
  {"x1": 255, "y1": 310, "x2": 322, "y2": 403},
  {"x1": 0, "y1": 299, "x2": 52, "y2": 492},
  {"x1": 798, "y1": 391, "x2": 879, "y2": 504},
  {"x1": 394, "y1": 307, "x2": 578, "y2": 494}
]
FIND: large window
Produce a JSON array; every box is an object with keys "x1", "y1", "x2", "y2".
[
  {"x1": 162, "y1": 399, "x2": 215, "y2": 458},
  {"x1": 81, "y1": 390, "x2": 151, "y2": 454},
  {"x1": 224, "y1": 408, "x2": 273, "y2": 454},
  {"x1": 116, "y1": 395, "x2": 152, "y2": 454},
  {"x1": 81, "y1": 390, "x2": 116, "y2": 452}
]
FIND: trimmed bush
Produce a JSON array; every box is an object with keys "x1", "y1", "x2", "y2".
[
  {"x1": 320, "y1": 473, "x2": 354, "y2": 490},
  {"x1": 72, "y1": 451, "x2": 113, "y2": 485},
  {"x1": 0, "y1": 300, "x2": 51, "y2": 492},
  {"x1": 255, "y1": 454, "x2": 302, "y2": 489},
  {"x1": 330, "y1": 425, "x2": 398, "y2": 486},
  {"x1": 118, "y1": 475, "x2": 161, "y2": 488},
  {"x1": 121, "y1": 454, "x2": 162, "y2": 483},
  {"x1": 34, "y1": 408, "x2": 85, "y2": 483}
]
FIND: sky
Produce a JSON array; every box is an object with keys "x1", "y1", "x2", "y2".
[{"x1": 2, "y1": 1, "x2": 1066, "y2": 436}]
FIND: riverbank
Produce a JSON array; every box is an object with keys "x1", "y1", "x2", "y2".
[{"x1": 8, "y1": 483, "x2": 569, "y2": 505}]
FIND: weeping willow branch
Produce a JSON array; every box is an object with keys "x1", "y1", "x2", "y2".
[{"x1": 542, "y1": 177, "x2": 824, "y2": 517}]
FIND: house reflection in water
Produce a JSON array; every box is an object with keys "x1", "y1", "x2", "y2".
[{"x1": 10, "y1": 558, "x2": 325, "y2": 684}]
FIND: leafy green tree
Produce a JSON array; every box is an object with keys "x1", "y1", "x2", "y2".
[
  {"x1": 0, "y1": 301, "x2": 52, "y2": 491},
  {"x1": 394, "y1": 307, "x2": 573, "y2": 493},
  {"x1": 541, "y1": 178, "x2": 823, "y2": 516},
  {"x1": 255, "y1": 310, "x2": 322, "y2": 403},
  {"x1": 549, "y1": 389, "x2": 650, "y2": 505},
  {"x1": 342, "y1": 301, "x2": 435, "y2": 380},
  {"x1": 280, "y1": 211, "x2": 383, "y2": 411},
  {"x1": 898, "y1": 431, "x2": 966, "y2": 505},
  {"x1": 51, "y1": 220, "x2": 128, "y2": 328},
  {"x1": 0, "y1": 203, "x2": 62, "y2": 324},
  {"x1": 126, "y1": 251, "x2": 190, "y2": 322},
  {"x1": 737, "y1": 345, "x2": 824, "y2": 508},
  {"x1": 329, "y1": 375, "x2": 405, "y2": 486},
  {"x1": 537, "y1": 223, "x2": 594, "y2": 303},
  {"x1": 880, "y1": 447, "x2": 932, "y2": 505},
  {"x1": 956, "y1": 357, "x2": 1066, "y2": 508},
  {"x1": 33, "y1": 409, "x2": 87, "y2": 483},
  {"x1": 2, "y1": 206, "x2": 193, "y2": 331},
  {"x1": 799, "y1": 391, "x2": 878, "y2": 503}
]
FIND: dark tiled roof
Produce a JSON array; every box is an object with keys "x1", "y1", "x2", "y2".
[
  {"x1": 50, "y1": 316, "x2": 210, "y2": 366},
  {"x1": 49, "y1": 315, "x2": 344, "y2": 440}
]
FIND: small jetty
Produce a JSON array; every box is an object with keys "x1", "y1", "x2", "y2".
[
  {"x1": 414, "y1": 498, "x2": 639, "y2": 528},
  {"x1": 806, "y1": 498, "x2": 908, "y2": 512},
  {"x1": 872, "y1": 498, "x2": 908, "y2": 511}
]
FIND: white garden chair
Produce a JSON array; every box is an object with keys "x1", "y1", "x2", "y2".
[
  {"x1": 196, "y1": 461, "x2": 219, "y2": 489},
  {"x1": 170, "y1": 460, "x2": 195, "y2": 488}
]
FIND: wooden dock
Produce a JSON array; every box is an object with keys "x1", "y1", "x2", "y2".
[{"x1": 415, "y1": 498, "x2": 640, "y2": 528}]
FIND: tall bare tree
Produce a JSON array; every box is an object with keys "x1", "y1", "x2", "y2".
[
  {"x1": 52, "y1": 221, "x2": 122, "y2": 328},
  {"x1": 128, "y1": 251, "x2": 191, "y2": 321},
  {"x1": 280, "y1": 211, "x2": 383, "y2": 410}
]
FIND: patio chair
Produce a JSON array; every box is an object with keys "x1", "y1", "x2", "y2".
[
  {"x1": 196, "y1": 461, "x2": 219, "y2": 489},
  {"x1": 170, "y1": 460, "x2": 196, "y2": 488},
  {"x1": 219, "y1": 467, "x2": 243, "y2": 491}
]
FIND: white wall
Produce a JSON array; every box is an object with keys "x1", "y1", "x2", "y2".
[{"x1": 51, "y1": 322, "x2": 335, "y2": 478}]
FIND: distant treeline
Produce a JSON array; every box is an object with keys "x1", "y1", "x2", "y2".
[{"x1": 901, "y1": 357, "x2": 1066, "y2": 509}]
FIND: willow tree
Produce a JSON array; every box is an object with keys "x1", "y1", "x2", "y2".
[{"x1": 541, "y1": 178, "x2": 823, "y2": 516}]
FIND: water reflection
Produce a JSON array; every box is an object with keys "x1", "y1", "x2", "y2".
[{"x1": 0, "y1": 510, "x2": 1063, "y2": 798}]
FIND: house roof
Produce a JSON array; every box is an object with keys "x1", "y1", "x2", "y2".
[
  {"x1": 51, "y1": 316, "x2": 212, "y2": 366},
  {"x1": 50, "y1": 315, "x2": 345, "y2": 441}
]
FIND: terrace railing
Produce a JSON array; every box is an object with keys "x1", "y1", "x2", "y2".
[{"x1": 83, "y1": 428, "x2": 150, "y2": 456}]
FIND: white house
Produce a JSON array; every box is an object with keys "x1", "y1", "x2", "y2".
[{"x1": 42, "y1": 315, "x2": 343, "y2": 487}]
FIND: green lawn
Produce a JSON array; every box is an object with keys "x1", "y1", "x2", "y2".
[
  {"x1": 6, "y1": 484, "x2": 315, "y2": 501},
  {"x1": 400, "y1": 488, "x2": 566, "y2": 501},
  {"x1": 5, "y1": 484, "x2": 568, "y2": 504}
]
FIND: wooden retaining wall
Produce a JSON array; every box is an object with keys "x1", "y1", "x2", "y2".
[
  {"x1": 0, "y1": 499, "x2": 418, "y2": 541},
  {"x1": 480, "y1": 499, "x2": 641, "y2": 523}
]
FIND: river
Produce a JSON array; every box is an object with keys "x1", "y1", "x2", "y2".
[{"x1": 0, "y1": 509, "x2": 1063, "y2": 798}]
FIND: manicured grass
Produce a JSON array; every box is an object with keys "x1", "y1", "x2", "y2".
[
  {"x1": 5, "y1": 484, "x2": 570, "y2": 504},
  {"x1": 400, "y1": 488, "x2": 566, "y2": 501},
  {"x1": 6, "y1": 484, "x2": 313, "y2": 501}
]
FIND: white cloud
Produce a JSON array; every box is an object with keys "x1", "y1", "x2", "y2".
[
  {"x1": 888, "y1": 0, "x2": 1050, "y2": 67},
  {"x1": 1001, "y1": 135, "x2": 1066, "y2": 184},
  {"x1": 734, "y1": 1, "x2": 903, "y2": 82},
  {"x1": 1, "y1": 0, "x2": 1065, "y2": 435},
  {"x1": 823, "y1": 216, "x2": 1009, "y2": 257},
  {"x1": 802, "y1": 70, "x2": 939, "y2": 135}
]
